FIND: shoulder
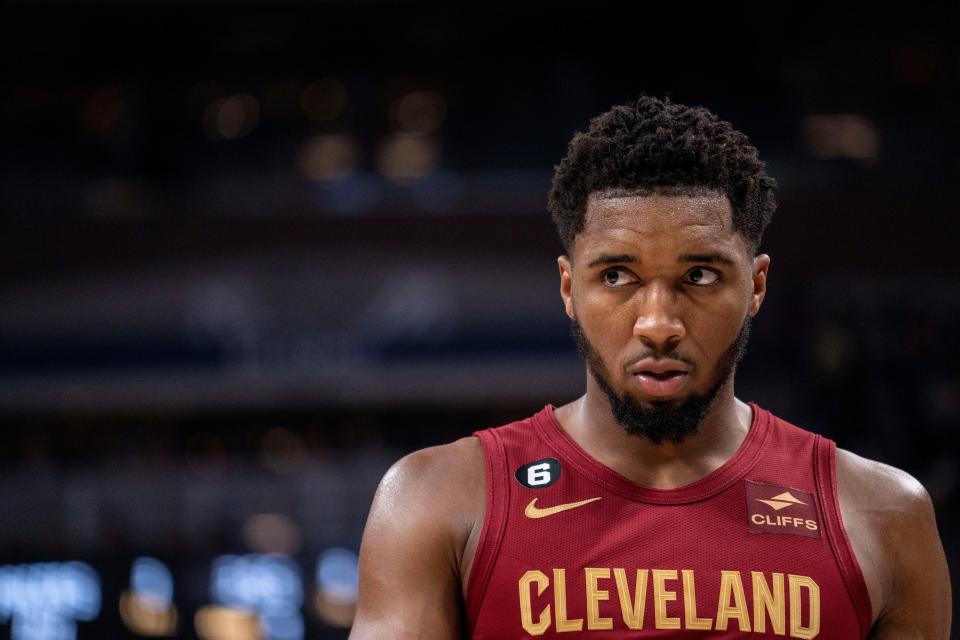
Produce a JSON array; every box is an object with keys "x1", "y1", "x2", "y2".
[
  {"x1": 835, "y1": 447, "x2": 951, "y2": 636},
  {"x1": 372, "y1": 436, "x2": 485, "y2": 545},
  {"x1": 835, "y1": 446, "x2": 933, "y2": 525},
  {"x1": 351, "y1": 438, "x2": 486, "y2": 639},
  {"x1": 835, "y1": 446, "x2": 935, "y2": 573},
  {"x1": 380, "y1": 436, "x2": 484, "y2": 498}
]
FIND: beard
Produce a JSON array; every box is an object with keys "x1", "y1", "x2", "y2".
[{"x1": 570, "y1": 314, "x2": 752, "y2": 445}]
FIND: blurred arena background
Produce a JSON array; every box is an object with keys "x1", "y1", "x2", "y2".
[{"x1": 1, "y1": 1, "x2": 958, "y2": 638}]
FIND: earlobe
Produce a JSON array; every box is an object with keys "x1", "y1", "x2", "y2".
[{"x1": 558, "y1": 255, "x2": 574, "y2": 319}]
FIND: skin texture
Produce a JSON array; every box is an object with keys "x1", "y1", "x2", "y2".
[{"x1": 349, "y1": 193, "x2": 952, "y2": 639}]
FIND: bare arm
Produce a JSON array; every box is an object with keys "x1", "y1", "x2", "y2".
[
  {"x1": 866, "y1": 465, "x2": 952, "y2": 639},
  {"x1": 349, "y1": 437, "x2": 484, "y2": 640}
]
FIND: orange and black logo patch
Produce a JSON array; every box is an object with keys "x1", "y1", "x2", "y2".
[{"x1": 745, "y1": 480, "x2": 821, "y2": 538}]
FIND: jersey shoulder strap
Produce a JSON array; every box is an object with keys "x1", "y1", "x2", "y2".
[{"x1": 466, "y1": 410, "x2": 542, "y2": 630}]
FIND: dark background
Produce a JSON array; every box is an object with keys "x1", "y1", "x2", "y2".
[{"x1": 1, "y1": 1, "x2": 958, "y2": 638}]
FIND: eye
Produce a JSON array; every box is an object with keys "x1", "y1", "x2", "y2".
[
  {"x1": 683, "y1": 267, "x2": 721, "y2": 286},
  {"x1": 601, "y1": 268, "x2": 637, "y2": 288}
]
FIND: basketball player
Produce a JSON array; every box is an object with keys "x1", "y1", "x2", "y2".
[{"x1": 348, "y1": 96, "x2": 952, "y2": 638}]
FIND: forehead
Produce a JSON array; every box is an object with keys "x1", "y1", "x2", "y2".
[{"x1": 576, "y1": 192, "x2": 745, "y2": 257}]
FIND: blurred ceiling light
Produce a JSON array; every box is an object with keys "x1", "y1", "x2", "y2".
[
  {"x1": 242, "y1": 514, "x2": 303, "y2": 556},
  {"x1": 130, "y1": 557, "x2": 175, "y2": 609},
  {"x1": 376, "y1": 133, "x2": 440, "y2": 185},
  {"x1": 210, "y1": 553, "x2": 303, "y2": 607},
  {"x1": 195, "y1": 606, "x2": 263, "y2": 640},
  {"x1": 119, "y1": 591, "x2": 178, "y2": 637},
  {"x1": 391, "y1": 89, "x2": 446, "y2": 134},
  {"x1": 299, "y1": 134, "x2": 360, "y2": 182},
  {"x1": 313, "y1": 548, "x2": 359, "y2": 628},
  {"x1": 257, "y1": 427, "x2": 306, "y2": 475},
  {"x1": 0, "y1": 562, "x2": 101, "y2": 630},
  {"x1": 299, "y1": 78, "x2": 347, "y2": 122},
  {"x1": 802, "y1": 114, "x2": 880, "y2": 162},
  {"x1": 203, "y1": 94, "x2": 260, "y2": 141}
]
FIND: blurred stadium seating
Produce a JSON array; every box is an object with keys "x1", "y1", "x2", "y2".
[{"x1": 1, "y1": 2, "x2": 958, "y2": 638}]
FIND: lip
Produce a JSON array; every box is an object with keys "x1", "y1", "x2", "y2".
[
  {"x1": 628, "y1": 358, "x2": 691, "y2": 398},
  {"x1": 632, "y1": 371, "x2": 689, "y2": 397},
  {"x1": 628, "y1": 358, "x2": 691, "y2": 375}
]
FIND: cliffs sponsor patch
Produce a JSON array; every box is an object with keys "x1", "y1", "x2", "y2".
[{"x1": 746, "y1": 480, "x2": 820, "y2": 538}]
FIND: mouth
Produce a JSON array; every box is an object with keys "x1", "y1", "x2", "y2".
[
  {"x1": 632, "y1": 370, "x2": 689, "y2": 397},
  {"x1": 639, "y1": 370, "x2": 685, "y2": 381}
]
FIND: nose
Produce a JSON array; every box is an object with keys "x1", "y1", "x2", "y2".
[{"x1": 633, "y1": 281, "x2": 686, "y2": 350}]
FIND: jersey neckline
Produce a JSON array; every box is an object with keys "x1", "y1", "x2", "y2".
[{"x1": 532, "y1": 400, "x2": 772, "y2": 504}]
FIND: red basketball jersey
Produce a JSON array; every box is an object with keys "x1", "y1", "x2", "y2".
[{"x1": 465, "y1": 403, "x2": 872, "y2": 639}]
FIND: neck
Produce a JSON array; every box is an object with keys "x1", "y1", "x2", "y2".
[{"x1": 553, "y1": 374, "x2": 754, "y2": 490}]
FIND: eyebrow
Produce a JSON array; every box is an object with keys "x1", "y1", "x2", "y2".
[
  {"x1": 586, "y1": 253, "x2": 639, "y2": 268},
  {"x1": 679, "y1": 253, "x2": 737, "y2": 266},
  {"x1": 585, "y1": 252, "x2": 737, "y2": 269}
]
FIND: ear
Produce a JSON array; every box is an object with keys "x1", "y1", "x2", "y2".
[
  {"x1": 558, "y1": 255, "x2": 574, "y2": 319},
  {"x1": 749, "y1": 254, "x2": 770, "y2": 317}
]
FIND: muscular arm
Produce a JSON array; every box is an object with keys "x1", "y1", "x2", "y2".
[
  {"x1": 869, "y1": 479, "x2": 951, "y2": 639},
  {"x1": 349, "y1": 437, "x2": 484, "y2": 640},
  {"x1": 844, "y1": 454, "x2": 953, "y2": 639}
]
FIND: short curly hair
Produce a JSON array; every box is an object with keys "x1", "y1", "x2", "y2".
[{"x1": 548, "y1": 94, "x2": 778, "y2": 256}]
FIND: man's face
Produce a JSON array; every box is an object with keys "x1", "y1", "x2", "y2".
[{"x1": 558, "y1": 192, "x2": 769, "y2": 444}]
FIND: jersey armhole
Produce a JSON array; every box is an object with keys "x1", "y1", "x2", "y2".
[
  {"x1": 464, "y1": 428, "x2": 511, "y2": 635},
  {"x1": 814, "y1": 435, "x2": 874, "y2": 639}
]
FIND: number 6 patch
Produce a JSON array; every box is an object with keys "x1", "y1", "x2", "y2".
[{"x1": 515, "y1": 458, "x2": 561, "y2": 489}]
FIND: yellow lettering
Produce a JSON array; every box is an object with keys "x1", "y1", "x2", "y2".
[
  {"x1": 519, "y1": 566, "x2": 820, "y2": 637},
  {"x1": 752, "y1": 571, "x2": 785, "y2": 635},
  {"x1": 715, "y1": 570, "x2": 751, "y2": 631},
  {"x1": 680, "y1": 569, "x2": 713, "y2": 630},
  {"x1": 518, "y1": 570, "x2": 550, "y2": 635},
  {"x1": 613, "y1": 568, "x2": 647, "y2": 630},
  {"x1": 652, "y1": 569, "x2": 681, "y2": 630},
  {"x1": 584, "y1": 568, "x2": 613, "y2": 630},
  {"x1": 552, "y1": 569, "x2": 583, "y2": 632},
  {"x1": 789, "y1": 574, "x2": 820, "y2": 639}
]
